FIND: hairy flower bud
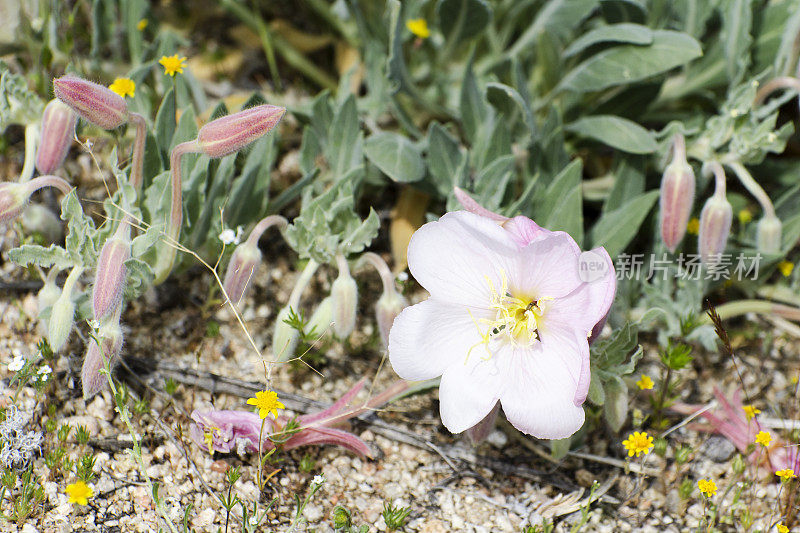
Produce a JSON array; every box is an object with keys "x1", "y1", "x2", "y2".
[
  {"x1": 35, "y1": 99, "x2": 77, "y2": 175},
  {"x1": 659, "y1": 136, "x2": 695, "y2": 252},
  {"x1": 222, "y1": 242, "x2": 261, "y2": 306},
  {"x1": 756, "y1": 215, "x2": 782, "y2": 253},
  {"x1": 47, "y1": 266, "x2": 82, "y2": 352},
  {"x1": 93, "y1": 226, "x2": 131, "y2": 320},
  {"x1": 197, "y1": 104, "x2": 285, "y2": 158},
  {"x1": 331, "y1": 256, "x2": 358, "y2": 339},
  {"x1": 81, "y1": 321, "x2": 124, "y2": 399},
  {"x1": 272, "y1": 306, "x2": 300, "y2": 362},
  {"x1": 376, "y1": 289, "x2": 407, "y2": 349},
  {"x1": 0, "y1": 182, "x2": 30, "y2": 224},
  {"x1": 307, "y1": 296, "x2": 333, "y2": 339},
  {"x1": 53, "y1": 75, "x2": 129, "y2": 130},
  {"x1": 698, "y1": 196, "x2": 733, "y2": 264}
]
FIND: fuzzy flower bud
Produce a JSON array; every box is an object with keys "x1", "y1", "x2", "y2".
[
  {"x1": 197, "y1": 104, "x2": 285, "y2": 158},
  {"x1": 222, "y1": 242, "x2": 261, "y2": 306},
  {"x1": 35, "y1": 99, "x2": 77, "y2": 175},
  {"x1": 331, "y1": 255, "x2": 358, "y2": 339},
  {"x1": 360, "y1": 253, "x2": 408, "y2": 348},
  {"x1": 48, "y1": 266, "x2": 83, "y2": 352},
  {"x1": 756, "y1": 215, "x2": 782, "y2": 253},
  {"x1": 0, "y1": 176, "x2": 72, "y2": 225},
  {"x1": 81, "y1": 320, "x2": 124, "y2": 399},
  {"x1": 307, "y1": 296, "x2": 333, "y2": 339},
  {"x1": 698, "y1": 196, "x2": 733, "y2": 264},
  {"x1": 659, "y1": 135, "x2": 695, "y2": 252},
  {"x1": 53, "y1": 75, "x2": 129, "y2": 130},
  {"x1": 92, "y1": 223, "x2": 131, "y2": 320},
  {"x1": 272, "y1": 305, "x2": 300, "y2": 362}
]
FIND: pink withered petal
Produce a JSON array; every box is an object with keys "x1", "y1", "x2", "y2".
[{"x1": 389, "y1": 209, "x2": 616, "y2": 440}]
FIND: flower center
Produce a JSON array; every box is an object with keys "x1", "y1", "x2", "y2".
[{"x1": 469, "y1": 272, "x2": 549, "y2": 358}]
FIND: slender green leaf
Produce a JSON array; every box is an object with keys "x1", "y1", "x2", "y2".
[{"x1": 566, "y1": 115, "x2": 658, "y2": 154}]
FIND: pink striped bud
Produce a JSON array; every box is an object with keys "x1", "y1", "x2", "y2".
[
  {"x1": 332, "y1": 255, "x2": 357, "y2": 339},
  {"x1": 197, "y1": 104, "x2": 285, "y2": 158},
  {"x1": 756, "y1": 215, "x2": 782, "y2": 253},
  {"x1": 222, "y1": 242, "x2": 261, "y2": 306},
  {"x1": 53, "y1": 75, "x2": 129, "y2": 130},
  {"x1": 93, "y1": 226, "x2": 131, "y2": 320},
  {"x1": 659, "y1": 135, "x2": 695, "y2": 252},
  {"x1": 35, "y1": 99, "x2": 77, "y2": 174},
  {"x1": 698, "y1": 196, "x2": 733, "y2": 264},
  {"x1": 0, "y1": 182, "x2": 30, "y2": 224},
  {"x1": 81, "y1": 321, "x2": 124, "y2": 399}
]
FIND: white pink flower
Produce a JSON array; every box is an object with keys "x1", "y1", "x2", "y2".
[{"x1": 388, "y1": 191, "x2": 615, "y2": 439}]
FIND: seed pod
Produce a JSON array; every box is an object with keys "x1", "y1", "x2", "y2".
[
  {"x1": 331, "y1": 256, "x2": 358, "y2": 339},
  {"x1": 756, "y1": 215, "x2": 782, "y2": 253},
  {"x1": 222, "y1": 242, "x2": 261, "y2": 306},
  {"x1": 35, "y1": 99, "x2": 77, "y2": 175},
  {"x1": 53, "y1": 75, "x2": 129, "y2": 130},
  {"x1": 659, "y1": 135, "x2": 695, "y2": 252},
  {"x1": 197, "y1": 104, "x2": 285, "y2": 158},
  {"x1": 698, "y1": 196, "x2": 733, "y2": 264},
  {"x1": 93, "y1": 224, "x2": 131, "y2": 320}
]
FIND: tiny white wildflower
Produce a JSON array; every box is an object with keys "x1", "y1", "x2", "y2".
[
  {"x1": 87, "y1": 319, "x2": 100, "y2": 330},
  {"x1": 8, "y1": 356, "x2": 25, "y2": 372},
  {"x1": 38, "y1": 365, "x2": 52, "y2": 376},
  {"x1": 248, "y1": 516, "x2": 259, "y2": 526},
  {"x1": 312, "y1": 474, "x2": 325, "y2": 486},
  {"x1": 218, "y1": 226, "x2": 243, "y2": 246}
]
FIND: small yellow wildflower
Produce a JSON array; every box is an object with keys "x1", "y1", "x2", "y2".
[
  {"x1": 406, "y1": 18, "x2": 430, "y2": 39},
  {"x1": 742, "y1": 404, "x2": 760, "y2": 421},
  {"x1": 697, "y1": 478, "x2": 717, "y2": 497},
  {"x1": 755, "y1": 430, "x2": 771, "y2": 447},
  {"x1": 137, "y1": 18, "x2": 148, "y2": 31},
  {"x1": 778, "y1": 260, "x2": 794, "y2": 277},
  {"x1": 777, "y1": 524, "x2": 789, "y2": 533},
  {"x1": 636, "y1": 375, "x2": 654, "y2": 390},
  {"x1": 66, "y1": 481, "x2": 93, "y2": 505},
  {"x1": 159, "y1": 54, "x2": 187, "y2": 76},
  {"x1": 738, "y1": 209, "x2": 752, "y2": 225},
  {"x1": 622, "y1": 431, "x2": 654, "y2": 457},
  {"x1": 246, "y1": 389, "x2": 285, "y2": 420},
  {"x1": 687, "y1": 217, "x2": 700, "y2": 235},
  {"x1": 776, "y1": 468, "x2": 797, "y2": 480},
  {"x1": 108, "y1": 78, "x2": 135, "y2": 98}
]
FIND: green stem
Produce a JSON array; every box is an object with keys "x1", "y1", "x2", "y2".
[
  {"x1": 700, "y1": 300, "x2": 800, "y2": 323},
  {"x1": 19, "y1": 123, "x2": 39, "y2": 183},
  {"x1": 726, "y1": 162, "x2": 776, "y2": 219}
]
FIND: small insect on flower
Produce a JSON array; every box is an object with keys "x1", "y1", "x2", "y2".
[
  {"x1": 755, "y1": 430, "x2": 772, "y2": 447},
  {"x1": 622, "y1": 431, "x2": 654, "y2": 457},
  {"x1": 687, "y1": 217, "x2": 700, "y2": 235},
  {"x1": 778, "y1": 260, "x2": 794, "y2": 277},
  {"x1": 636, "y1": 375, "x2": 654, "y2": 390},
  {"x1": 246, "y1": 390, "x2": 286, "y2": 420},
  {"x1": 697, "y1": 479, "x2": 717, "y2": 497},
  {"x1": 776, "y1": 468, "x2": 797, "y2": 481},
  {"x1": 406, "y1": 18, "x2": 430, "y2": 39},
  {"x1": 742, "y1": 404, "x2": 760, "y2": 421},
  {"x1": 159, "y1": 54, "x2": 187, "y2": 76},
  {"x1": 108, "y1": 78, "x2": 135, "y2": 98},
  {"x1": 66, "y1": 481, "x2": 93, "y2": 505}
]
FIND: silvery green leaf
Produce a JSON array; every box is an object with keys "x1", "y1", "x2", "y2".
[
  {"x1": 486, "y1": 82, "x2": 536, "y2": 139},
  {"x1": 123, "y1": 258, "x2": 154, "y2": 300},
  {"x1": 459, "y1": 57, "x2": 487, "y2": 144},
  {"x1": 588, "y1": 369, "x2": 605, "y2": 405},
  {"x1": 559, "y1": 30, "x2": 702, "y2": 93},
  {"x1": 436, "y1": 0, "x2": 492, "y2": 45},
  {"x1": 340, "y1": 208, "x2": 380, "y2": 256},
  {"x1": 603, "y1": 377, "x2": 628, "y2": 432},
  {"x1": 566, "y1": 115, "x2": 658, "y2": 154},
  {"x1": 131, "y1": 225, "x2": 163, "y2": 258},
  {"x1": 8, "y1": 245, "x2": 74, "y2": 269},
  {"x1": 154, "y1": 87, "x2": 176, "y2": 158},
  {"x1": 0, "y1": 62, "x2": 43, "y2": 128},
  {"x1": 591, "y1": 190, "x2": 659, "y2": 257},
  {"x1": 722, "y1": 0, "x2": 752, "y2": 84},
  {"x1": 327, "y1": 95, "x2": 362, "y2": 178},
  {"x1": 563, "y1": 23, "x2": 653, "y2": 58},
  {"x1": 426, "y1": 122, "x2": 465, "y2": 195},
  {"x1": 61, "y1": 191, "x2": 98, "y2": 267},
  {"x1": 533, "y1": 160, "x2": 583, "y2": 244},
  {"x1": 507, "y1": 0, "x2": 600, "y2": 58},
  {"x1": 773, "y1": 0, "x2": 800, "y2": 75},
  {"x1": 364, "y1": 131, "x2": 425, "y2": 183}
]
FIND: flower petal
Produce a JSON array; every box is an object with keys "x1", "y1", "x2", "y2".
[
  {"x1": 499, "y1": 341, "x2": 587, "y2": 439},
  {"x1": 502, "y1": 216, "x2": 549, "y2": 246},
  {"x1": 508, "y1": 232, "x2": 584, "y2": 299},
  {"x1": 407, "y1": 211, "x2": 519, "y2": 308},
  {"x1": 389, "y1": 298, "x2": 490, "y2": 381},
  {"x1": 438, "y1": 352, "x2": 506, "y2": 433}
]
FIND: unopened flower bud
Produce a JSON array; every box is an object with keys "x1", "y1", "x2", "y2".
[
  {"x1": 698, "y1": 195, "x2": 733, "y2": 264},
  {"x1": 756, "y1": 215, "x2": 782, "y2": 253},
  {"x1": 376, "y1": 290, "x2": 407, "y2": 349},
  {"x1": 307, "y1": 296, "x2": 333, "y2": 339},
  {"x1": 82, "y1": 320, "x2": 124, "y2": 399},
  {"x1": 659, "y1": 135, "x2": 695, "y2": 252},
  {"x1": 47, "y1": 266, "x2": 83, "y2": 352},
  {"x1": 197, "y1": 104, "x2": 285, "y2": 158},
  {"x1": 272, "y1": 305, "x2": 300, "y2": 361},
  {"x1": 222, "y1": 242, "x2": 261, "y2": 306},
  {"x1": 54, "y1": 75, "x2": 129, "y2": 130},
  {"x1": 0, "y1": 176, "x2": 72, "y2": 225},
  {"x1": 35, "y1": 99, "x2": 77, "y2": 175},
  {"x1": 331, "y1": 255, "x2": 357, "y2": 339},
  {"x1": 93, "y1": 223, "x2": 131, "y2": 320}
]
